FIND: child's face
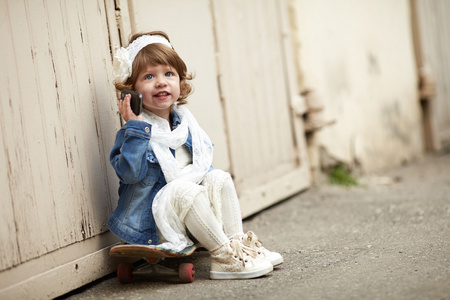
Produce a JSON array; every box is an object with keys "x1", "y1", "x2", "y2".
[{"x1": 134, "y1": 63, "x2": 181, "y2": 120}]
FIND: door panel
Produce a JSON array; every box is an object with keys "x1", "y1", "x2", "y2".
[
  {"x1": 0, "y1": 0, "x2": 120, "y2": 298},
  {"x1": 211, "y1": 0, "x2": 311, "y2": 216}
]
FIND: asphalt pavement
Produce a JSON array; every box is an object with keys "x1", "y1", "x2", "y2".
[{"x1": 61, "y1": 152, "x2": 450, "y2": 300}]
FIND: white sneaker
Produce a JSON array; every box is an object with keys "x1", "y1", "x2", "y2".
[
  {"x1": 210, "y1": 239, "x2": 273, "y2": 280},
  {"x1": 237, "y1": 231, "x2": 284, "y2": 267}
]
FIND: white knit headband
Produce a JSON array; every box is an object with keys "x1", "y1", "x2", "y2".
[{"x1": 112, "y1": 35, "x2": 173, "y2": 83}]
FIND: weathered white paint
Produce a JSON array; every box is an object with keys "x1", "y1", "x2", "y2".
[
  {"x1": 0, "y1": 0, "x2": 120, "y2": 298},
  {"x1": 414, "y1": 0, "x2": 450, "y2": 150},
  {"x1": 291, "y1": 0, "x2": 424, "y2": 173},
  {"x1": 0, "y1": 233, "x2": 119, "y2": 299}
]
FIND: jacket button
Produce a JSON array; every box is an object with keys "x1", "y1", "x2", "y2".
[
  {"x1": 148, "y1": 239, "x2": 152, "y2": 244},
  {"x1": 144, "y1": 127, "x2": 150, "y2": 133}
]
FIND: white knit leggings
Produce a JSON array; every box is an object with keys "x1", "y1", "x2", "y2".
[{"x1": 184, "y1": 170, "x2": 243, "y2": 251}]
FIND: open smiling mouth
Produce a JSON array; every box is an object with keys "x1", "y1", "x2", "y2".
[{"x1": 154, "y1": 92, "x2": 170, "y2": 99}]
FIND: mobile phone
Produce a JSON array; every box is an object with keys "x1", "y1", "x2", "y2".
[{"x1": 120, "y1": 89, "x2": 143, "y2": 116}]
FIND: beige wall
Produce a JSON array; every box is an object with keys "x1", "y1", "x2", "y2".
[{"x1": 291, "y1": 0, "x2": 424, "y2": 173}]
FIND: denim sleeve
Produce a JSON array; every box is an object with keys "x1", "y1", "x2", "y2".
[{"x1": 110, "y1": 120, "x2": 152, "y2": 184}]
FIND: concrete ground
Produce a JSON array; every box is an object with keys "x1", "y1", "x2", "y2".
[{"x1": 60, "y1": 153, "x2": 450, "y2": 300}]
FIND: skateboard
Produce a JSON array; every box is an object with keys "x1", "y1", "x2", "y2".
[{"x1": 110, "y1": 243, "x2": 201, "y2": 284}]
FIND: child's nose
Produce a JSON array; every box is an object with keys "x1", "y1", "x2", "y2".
[{"x1": 155, "y1": 76, "x2": 167, "y2": 87}]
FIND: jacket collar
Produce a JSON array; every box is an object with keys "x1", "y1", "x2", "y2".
[{"x1": 172, "y1": 111, "x2": 182, "y2": 129}]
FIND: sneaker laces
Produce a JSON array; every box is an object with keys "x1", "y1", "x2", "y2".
[
  {"x1": 236, "y1": 231, "x2": 265, "y2": 255},
  {"x1": 244, "y1": 231, "x2": 263, "y2": 248},
  {"x1": 228, "y1": 239, "x2": 258, "y2": 264}
]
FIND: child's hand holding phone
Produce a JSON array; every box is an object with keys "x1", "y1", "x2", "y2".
[{"x1": 119, "y1": 89, "x2": 143, "y2": 121}]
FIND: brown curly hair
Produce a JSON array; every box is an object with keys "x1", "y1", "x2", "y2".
[{"x1": 114, "y1": 31, "x2": 193, "y2": 105}]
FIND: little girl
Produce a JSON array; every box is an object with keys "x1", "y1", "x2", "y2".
[{"x1": 109, "y1": 31, "x2": 283, "y2": 280}]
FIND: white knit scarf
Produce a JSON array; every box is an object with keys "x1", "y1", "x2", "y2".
[{"x1": 140, "y1": 104, "x2": 213, "y2": 251}]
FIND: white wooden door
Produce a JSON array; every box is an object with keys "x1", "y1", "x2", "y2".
[
  {"x1": 211, "y1": 0, "x2": 310, "y2": 216},
  {"x1": 127, "y1": 0, "x2": 311, "y2": 217},
  {"x1": 0, "y1": 0, "x2": 120, "y2": 298}
]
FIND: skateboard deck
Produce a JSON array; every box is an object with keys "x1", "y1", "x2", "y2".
[
  {"x1": 110, "y1": 243, "x2": 201, "y2": 284},
  {"x1": 110, "y1": 243, "x2": 200, "y2": 259}
]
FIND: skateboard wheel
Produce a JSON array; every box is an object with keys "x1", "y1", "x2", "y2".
[
  {"x1": 117, "y1": 263, "x2": 133, "y2": 283},
  {"x1": 178, "y1": 263, "x2": 195, "y2": 283}
]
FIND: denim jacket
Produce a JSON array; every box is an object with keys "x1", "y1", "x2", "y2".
[{"x1": 108, "y1": 112, "x2": 205, "y2": 245}]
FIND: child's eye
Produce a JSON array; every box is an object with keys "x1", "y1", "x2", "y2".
[
  {"x1": 145, "y1": 74, "x2": 154, "y2": 80},
  {"x1": 165, "y1": 72, "x2": 173, "y2": 77}
]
